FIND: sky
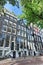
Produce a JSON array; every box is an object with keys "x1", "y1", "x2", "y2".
[
  {"x1": 4, "y1": 2, "x2": 22, "y2": 16},
  {"x1": 4, "y1": 2, "x2": 27, "y2": 24}
]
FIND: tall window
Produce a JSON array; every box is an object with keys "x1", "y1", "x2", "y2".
[
  {"x1": 12, "y1": 28, "x2": 16, "y2": 34},
  {"x1": 16, "y1": 44, "x2": 19, "y2": 50},
  {"x1": 20, "y1": 26, "x2": 23, "y2": 30},
  {"x1": 12, "y1": 23, "x2": 16, "y2": 28},
  {"x1": 0, "y1": 33, "x2": 5, "y2": 47},
  {"x1": 11, "y1": 35, "x2": 14, "y2": 41},
  {"x1": 0, "y1": 50, "x2": 2, "y2": 56},
  {"x1": 24, "y1": 27, "x2": 26, "y2": 31},
  {"x1": 5, "y1": 35, "x2": 10, "y2": 47},
  {"x1": 8, "y1": 21, "x2": 12, "y2": 27},
  {"x1": 29, "y1": 36, "x2": 32, "y2": 41},
  {"x1": 0, "y1": 38, "x2": 4, "y2": 47},
  {"x1": 20, "y1": 41, "x2": 23, "y2": 49},
  {"x1": 17, "y1": 25, "x2": 20, "y2": 29},
  {"x1": 20, "y1": 30, "x2": 23, "y2": 36},
  {"x1": 23, "y1": 32, "x2": 26, "y2": 37},
  {"x1": 17, "y1": 29, "x2": 20, "y2": 35}
]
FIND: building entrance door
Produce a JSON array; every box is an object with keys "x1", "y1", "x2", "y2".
[
  {"x1": 18, "y1": 52, "x2": 21, "y2": 57},
  {"x1": 13, "y1": 51, "x2": 16, "y2": 58},
  {"x1": 24, "y1": 51, "x2": 27, "y2": 56}
]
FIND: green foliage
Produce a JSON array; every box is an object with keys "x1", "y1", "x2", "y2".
[
  {"x1": 0, "y1": 0, "x2": 6, "y2": 6},
  {"x1": 8, "y1": 0, "x2": 16, "y2": 6},
  {"x1": 20, "y1": 0, "x2": 43, "y2": 28}
]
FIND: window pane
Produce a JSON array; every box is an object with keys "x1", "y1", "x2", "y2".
[
  {"x1": 17, "y1": 25, "x2": 20, "y2": 29},
  {"x1": 0, "y1": 50, "x2": 2, "y2": 56},
  {"x1": 10, "y1": 16, "x2": 13, "y2": 20},
  {"x1": 8, "y1": 21, "x2": 12, "y2": 27},
  {"x1": 3, "y1": 19, "x2": 8, "y2": 25},
  {"x1": 7, "y1": 27, "x2": 11, "y2": 32},
  {"x1": 2, "y1": 25, "x2": 7, "y2": 31},
  {"x1": 12, "y1": 23, "x2": 16, "y2": 28},
  {"x1": 6, "y1": 14, "x2": 9, "y2": 18},
  {"x1": 12, "y1": 29, "x2": 16, "y2": 34}
]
